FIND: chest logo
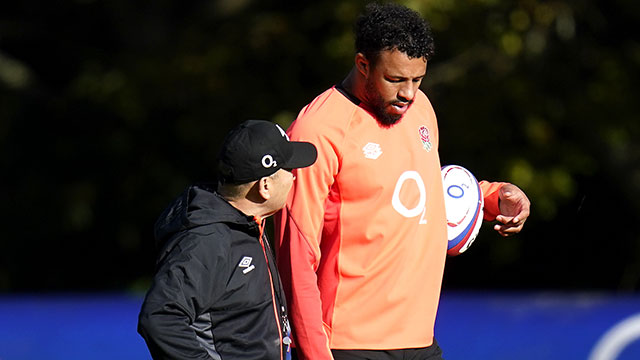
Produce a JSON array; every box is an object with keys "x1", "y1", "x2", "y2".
[
  {"x1": 363, "y1": 142, "x2": 382, "y2": 159},
  {"x1": 239, "y1": 256, "x2": 255, "y2": 274},
  {"x1": 418, "y1": 126, "x2": 432, "y2": 152}
]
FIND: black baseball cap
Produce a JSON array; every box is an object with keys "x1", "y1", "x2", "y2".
[{"x1": 217, "y1": 120, "x2": 318, "y2": 183}]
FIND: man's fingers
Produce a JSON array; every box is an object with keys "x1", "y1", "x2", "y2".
[{"x1": 494, "y1": 219, "x2": 525, "y2": 236}]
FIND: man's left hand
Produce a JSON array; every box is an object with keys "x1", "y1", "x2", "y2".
[{"x1": 494, "y1": 183, "x2": 530, "y2": 236}]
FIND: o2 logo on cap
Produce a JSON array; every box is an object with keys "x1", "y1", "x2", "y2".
[{"x1": 262, "y1": 154, "x2": 277, "y2": 168}]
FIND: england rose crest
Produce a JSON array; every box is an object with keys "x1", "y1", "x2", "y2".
[{"x1": 419, "y1": 126, "x2": 432, "y2": 152}]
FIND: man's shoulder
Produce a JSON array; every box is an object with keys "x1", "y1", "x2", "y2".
[
  {"x1": 413, "y1": 89, "x2": 433, "y2": 107},
  {"x1": 167, "y1": 223, "x2": 232, "y2": 253},
  {"x1": 289, "y1": 86, "x2": 358, "y2": 139},
  {"x1": 406, "y1": 89, "x2": 437, "y2": 121},
  {"x1": 298, "y1": 87, "x2": 356, "y2": 121}
]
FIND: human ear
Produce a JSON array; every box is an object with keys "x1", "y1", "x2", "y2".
[
  {"x1": 257, "y1": 177, "x2": 271, "y2": 200},
  {"x1": 355, "y1": 53, "x2": 369, "y2": 77}
]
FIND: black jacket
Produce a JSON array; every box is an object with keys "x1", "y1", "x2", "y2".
[{"x1": 138, "y1": 185, "x2": 290, "y2": 360}]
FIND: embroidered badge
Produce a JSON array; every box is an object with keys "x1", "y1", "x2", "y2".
[
  {"x1": 362, "y1": 142, "x2": 383, "y2": 159},
  {"x1": 418, "y1": 126, "x2": 432, "y2": 152},
  {"x1": 239, "y1": 256, "x2": 255, "y2": 274}
]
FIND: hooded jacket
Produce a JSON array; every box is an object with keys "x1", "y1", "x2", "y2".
[{"x1": 138, "y1": 184, "x2": 290, "y2": 360}]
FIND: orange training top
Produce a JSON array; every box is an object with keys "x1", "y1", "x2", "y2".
[{"x1": 275, "y1": 86, "x2": 502, "y2": 360}]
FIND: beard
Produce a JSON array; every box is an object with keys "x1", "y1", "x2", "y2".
[{"x1": 364, "y1": 80, "x2": 409, "y2": 128}]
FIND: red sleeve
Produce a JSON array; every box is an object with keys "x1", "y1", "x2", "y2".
[
  {"x1": 479, "y1": 181, "x2": 505, "y2": 221},
  {"x1": 275, "y1": 208, "x2": 333, "y2": 360},
  {"x1": 274, "y1": 114, "x2": 339, "y2": 360}
]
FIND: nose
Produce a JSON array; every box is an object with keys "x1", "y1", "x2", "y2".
[{"x1": 397, "y1": 82, "x2": 416, "y2": 103}]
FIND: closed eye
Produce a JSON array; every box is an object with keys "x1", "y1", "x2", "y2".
[{"x1": 385, "y1": 76, "x2": 424, "y2": 83}]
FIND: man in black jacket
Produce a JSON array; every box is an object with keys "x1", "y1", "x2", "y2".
[{"x1": 138, "y1": 120, "x2": 317, "y2": 360}]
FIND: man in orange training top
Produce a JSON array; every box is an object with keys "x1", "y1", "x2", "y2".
[{"x1": 274, "y1": 3, "x2": 531, "y2": 360}]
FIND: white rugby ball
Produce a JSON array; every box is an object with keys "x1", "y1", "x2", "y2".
[{"x1": 441, "y1": 165, "x2": 484, "y2": 256}]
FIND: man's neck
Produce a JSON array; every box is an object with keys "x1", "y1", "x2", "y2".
[
  {"x1": 224, "y1": 196, "x2": 272, "y2": 220},
  {"x1": 341, "y1": 68, "x2": 361, "y2": 100}
]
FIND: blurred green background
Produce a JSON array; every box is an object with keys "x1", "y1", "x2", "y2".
[{"x1": 1, "y1": 0, "x2": 638, "y2": 294}]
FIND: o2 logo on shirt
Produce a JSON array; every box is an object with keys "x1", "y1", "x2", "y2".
[{"x1": 392, "y1": 171, "x2": 427, "y2": 224}]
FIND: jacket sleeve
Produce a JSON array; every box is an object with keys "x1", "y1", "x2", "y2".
[
  {"x1": 275, "y1": 120, "x2": 339, "y2": 360},
  {"x1": 479, "y1": 181, "x2": 506, "y2": 221},
  {"x1": 138, "y1": 233, "x2": 227, "y2": 359}
]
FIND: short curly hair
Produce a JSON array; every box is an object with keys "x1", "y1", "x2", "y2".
[{"x1": 355, "y1": 2, "x2": 435, "y2": 63}]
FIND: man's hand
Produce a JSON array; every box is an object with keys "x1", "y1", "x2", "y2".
[{"x1": 494, "y1": 183, "x2": 530, "y2": 236}]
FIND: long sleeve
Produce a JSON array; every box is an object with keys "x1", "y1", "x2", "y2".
[
  {"x1": 274, "y1": 116, "x2": 341, "y2": 360},
  {"x1": 479, "y1": 181, "x2": 505, "y2": 221},
  {"x1": 138, "y1": 234, "x2": 226, "y2": 360},
  {"x1": 275, "y1": 207, "x2": 333, "y2": 360}
]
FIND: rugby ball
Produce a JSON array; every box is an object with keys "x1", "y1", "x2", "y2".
[{"x1": 441, "y1": 165, "x2": 484, "y2": 256}]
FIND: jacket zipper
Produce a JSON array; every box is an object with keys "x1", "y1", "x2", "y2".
[{"x1": 255, "y1": 217, "x2": 284, "y2": 360}]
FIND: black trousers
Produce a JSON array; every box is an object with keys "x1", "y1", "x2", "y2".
[{"x1": 292, "y1": 339, "x2": 444, "y2": 360}]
